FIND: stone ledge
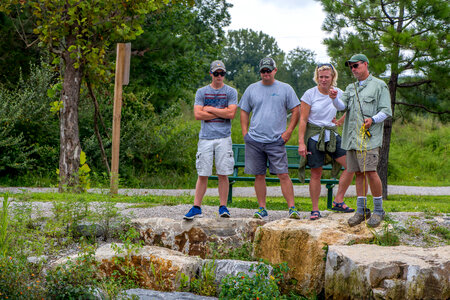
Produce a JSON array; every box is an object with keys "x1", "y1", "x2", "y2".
[{"x1": 325, "y1": 245, "x2": 450, "y2": 299}]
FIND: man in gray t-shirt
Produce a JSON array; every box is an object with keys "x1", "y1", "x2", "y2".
[
  {"x1": 184, "y1": 60, "x2": 238, "y2": 220},
  {"x1": 239, "y1": 57, "x2": 301, "y2": 219}
]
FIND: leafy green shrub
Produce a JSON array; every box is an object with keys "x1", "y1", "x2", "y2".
[
  {"x1": 45, "y1": 248, "x2": 99, "y2": 299},
  {"x1": 219, "y1": 261, "x2": 289, "y2": 299},
  {"x1": 0, "y1": 255, "x2": 45, "y2": 299},
  {"x1": 0, "y1": 62, "x2": 58, "y2": 178}
]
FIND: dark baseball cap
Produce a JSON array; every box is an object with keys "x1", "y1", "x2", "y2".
[
  {"x1": 259, "y1": 57, "x2": 276, "y2": 71},
  {"x1": 345, "y1": 54, "x2": 369, "y2": 66},
  {"x1": 210, "y1": 60, "x2": 226, "y2": 72}
]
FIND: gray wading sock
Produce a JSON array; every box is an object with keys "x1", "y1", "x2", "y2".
[
  {"x1": 356, "y1": 197, "x2": 367, "y2": 214},
  {"x1": 373, "y1": 196, "x2": 384, "y2": 215}
]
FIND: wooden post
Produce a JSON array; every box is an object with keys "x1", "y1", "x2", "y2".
[{"x1": 110, "y1": 43, "x2": 131, "y2": 194}]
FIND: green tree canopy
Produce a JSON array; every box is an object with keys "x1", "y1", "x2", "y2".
[
  {"x1": 0, "y1": 0, "x2": 191, "y2": 190},
  {"x1": 129, "y1": 0, "x2": 232, "y2": 110},
  {"x1": 319, "y1": 0, "x2": 449, "y2": 197},
  {"x1": 222, "y1": 29, "x2": 285, "y2": 83},
  {"x1": 284, "y1": 47, "x2": 317, "y2": 98}
]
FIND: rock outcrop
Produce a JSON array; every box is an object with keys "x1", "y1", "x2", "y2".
[
  {"x1": 252, "y1": 213, "x2": 374, "y2": 295},
  {"x1": 325, "y1": 244, "x2": 450, "y2": 299},
  {"x1": 132, "y1": 218, "x2": 265, "y2": 258}
]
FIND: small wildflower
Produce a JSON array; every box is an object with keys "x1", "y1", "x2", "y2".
[
  {"x1": 241, "y1": 276, "x2": 245, "y2": 279},
  {"x1": 270, "y1": 275, "x2": 275, "y2": 280}
]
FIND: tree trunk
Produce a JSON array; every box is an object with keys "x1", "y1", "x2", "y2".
[
  {"x1": 58, "y1": 52, "x2": 82, "y2": 192},
  {"x1": 378, "y1": 73, "x2": 398, "y2": 199}
]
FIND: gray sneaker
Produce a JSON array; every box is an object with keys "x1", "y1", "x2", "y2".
[
  {"x1": 348, "y1": 208, "x2": 371, "y2": 227},
  {"x1": 367, "y1": 212, "x2": 385, "y2": 228}
]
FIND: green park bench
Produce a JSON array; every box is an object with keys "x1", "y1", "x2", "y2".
[{"x1": 209, "y1": 144, "x2": 340, "y2": 209}]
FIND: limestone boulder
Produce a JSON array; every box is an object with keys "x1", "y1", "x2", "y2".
[
  {"x1": 325, "y1": 245, "x2": 450, "y2": 299},
  {"x1": 252, "y1": 213, "x2": 374, "y2": 295},
  {"x1": 132, "y1": 218, "x2": 265, "y2": 258},
  {"x1": 206, "y1": 259, "x2": 273, "y2": 287},
  {"x1": 53, "y1": 244, "x2": 203, "y2": 291},
  {"x1": 95, "y1": 244, "x2": 202, "y2": 291}
]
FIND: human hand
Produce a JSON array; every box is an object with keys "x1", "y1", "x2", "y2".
[
  {"x1": 332, "y1": 117, "x2": 344, "y2": 127},
  {"x1": 329, "y1": 88, "x2": 338, "y2": 99},
  {"x1": 298, "y1": 144, "x2": 311, "y2": 158},
  {"x1": 364, "y1": 117, "x2": 373, "y2": 128},
  {"x1": 281, "y1": 131, "x2": 291, "y2": 143}
]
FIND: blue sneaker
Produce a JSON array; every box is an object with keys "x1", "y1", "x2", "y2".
[
  {"x1": 289, "y1": 207, "x2": 300, "y2": 219},
  {"x1": 183, "y1": 206, "x2": 202, "y2": 220},
  {"x1": 254, "y1": 207, "x2": 268, "y2": 219},
  {"x1": 219, "y1": 206, "x2": 231, "y2": 218}
]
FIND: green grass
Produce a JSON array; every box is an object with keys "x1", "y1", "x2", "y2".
[{"x1": 12, "y1": 192, "x2": 450, "y2": 213}]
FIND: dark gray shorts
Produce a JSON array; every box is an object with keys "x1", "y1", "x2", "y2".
[
  {"x1": 244, "y1": 134, "x2": 288, "y2": 175},
  {"x1": 306, "y1": 135, "x2": 346, "y2": 168}
]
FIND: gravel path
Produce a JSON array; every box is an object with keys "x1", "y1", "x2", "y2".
[{"x1": 1, "y1": 185, "x2": 449, "y2": 197}]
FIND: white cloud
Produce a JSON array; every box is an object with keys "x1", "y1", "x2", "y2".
[{"x1": 225, "y1": 0, "x2": 330, "y2": 62}]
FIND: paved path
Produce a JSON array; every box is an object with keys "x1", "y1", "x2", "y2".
[{"x1": 1, "y1": 185, "x2": 449, "y2": 197}]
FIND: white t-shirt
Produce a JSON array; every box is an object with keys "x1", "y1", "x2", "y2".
[{"x1": 301, "y1": 86, "x2": 343, "y2": 142}]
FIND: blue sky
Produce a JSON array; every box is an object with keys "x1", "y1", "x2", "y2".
[{"x1": 225, "y1": 0, "x2": 330, "y2": 62}]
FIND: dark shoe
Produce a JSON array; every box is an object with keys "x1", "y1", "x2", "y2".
[
  {"x1": 367, "y1": 212, "x2": 385, "y2": 228},
  {"x1": 331, "y1": 201, "x2": 355, "y2": 213},
  {"x1": 310, "y1": 210, "x2": 321, "y2": 221},
  {"x1": 348, "y1": 208, "x2": 371, "y2": 227},
  {"x1": 219, "y1": 206, "x2": 231, "y2": 218}
]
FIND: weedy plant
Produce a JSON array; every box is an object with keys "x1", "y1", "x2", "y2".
[
  {"x1": 219, "y1": 261, "x2": 290, "y2": 299},
  {"x1": 206, "y1": 239, "x2": 255, "y2": 261},
  {"x1": 0, "y1": 193, "x2": 10, "y2": 256},
  {"x1": 188, "y1": 260, "x2": 217, "y2": 296},
  {"x1": 370, "y1": 215, "x2": 400, "y2": 246}
]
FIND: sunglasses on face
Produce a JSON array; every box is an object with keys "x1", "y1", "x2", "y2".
[
  {"x1": 349, "y1": 62, "x2": 364, "y2": 69},
  {"x1": 260, "y1": 69, "x2": 273, "y2": 74},
  {"x1": 213, "y1": 71, "x2": 226, "y2": 77},
  {"x1": 317, "y1": 63, "x2": 334, "y2": 70}
]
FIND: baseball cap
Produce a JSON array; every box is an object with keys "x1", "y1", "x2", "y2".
[
  {"x1": 210, "y1": 60, "x2": 226, "y2": 72},
  {"x1": 345, "y1": 54, "x2": 369, "y2": 66},
  {"x1": 259, "y1": 57, "x2": 276, "y2": 71}
]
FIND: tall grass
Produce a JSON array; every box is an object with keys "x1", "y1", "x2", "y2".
[{"x1": 388, "y1": 116, "x2": 449, "y2": 185}]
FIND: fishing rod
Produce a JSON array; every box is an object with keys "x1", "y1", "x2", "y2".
[{"x1": 353, "y1": 82, "x2": 371, "y2": 138}]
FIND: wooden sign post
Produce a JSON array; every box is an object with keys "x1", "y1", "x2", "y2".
[{"x1": 110, "y1": 43, "x2": 131, "y2": 194}]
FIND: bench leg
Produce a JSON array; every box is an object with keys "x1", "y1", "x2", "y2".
[
  {"x1": 326, "y1": 184, "x2": 335, "y2": 210},
  {"x1": 227, "y1": 180, "x2": 235, "y2": 205}
]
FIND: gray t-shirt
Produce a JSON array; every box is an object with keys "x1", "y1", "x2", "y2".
[
  {"x1": 194, "y1": 84, "x2": 238, "y2": 139},
  {"x1": 239, "y1": 80, "x2": 300, "y2": 143}
]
